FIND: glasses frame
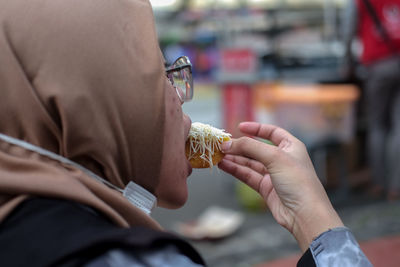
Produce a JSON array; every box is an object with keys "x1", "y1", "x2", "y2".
[{"x1": 165, "y1": 56, "x2": 193, "y2": 103}]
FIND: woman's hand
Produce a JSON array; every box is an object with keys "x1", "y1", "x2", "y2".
[{"x1": 218, "y1": 122, "x2": 343, "y2": 251}]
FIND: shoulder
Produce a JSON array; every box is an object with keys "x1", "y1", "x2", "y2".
[
  {"x1": 0, "y1": 197, "x2": 205, "y2": 267},
  {"x1": 85, "y1": 246, "x2": 205, "y2": 267}
]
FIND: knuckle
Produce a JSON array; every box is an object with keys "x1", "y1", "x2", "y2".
[
  {"x1": 298, "y1": 140, "x2": 306, "y2": 148},
  {"x1": 270, "y1": 146, "x2": 281, "y2": 158},
  {"x1": 235, "y1": 136, "x2": 252, "y2": 148},
  {"x1": 238, "y1": 136, "x2": 252, "y2": 143},
  {"x1": 296, "y1": 140, "x2": 308, "y2": 153},
  {"x1": 272, "y1": 146, "x2": 292, "y2": 165},
  {"x1": 244, "y1": 172, "x2": 254, "y2": 184}
]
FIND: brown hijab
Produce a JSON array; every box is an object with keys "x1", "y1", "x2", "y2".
[{"x1": 0, "y1": 0, "x2": 166, "y2": 229}]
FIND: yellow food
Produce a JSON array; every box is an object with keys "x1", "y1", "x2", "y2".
[{"x1": 185, "y1": 122, "x2": 231, "y2": 168}]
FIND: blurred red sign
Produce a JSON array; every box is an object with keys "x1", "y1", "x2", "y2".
[
  {"x1": 220, "y1": 49, "x2": 256, "y2": 73},
  {"x1": 223, "y1": 83, "x2": 254, "y2": 138}
]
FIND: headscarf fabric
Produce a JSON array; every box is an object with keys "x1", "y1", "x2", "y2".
[{"x1": 0, "y1": 0, "x2": 166, "y2": 229}]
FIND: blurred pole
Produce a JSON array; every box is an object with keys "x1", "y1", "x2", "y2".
[{"x1": 323, "y1": 0, "x2": 336, "y2": 41}]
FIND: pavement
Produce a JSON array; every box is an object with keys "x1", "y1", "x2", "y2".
[{"x1": 152, "y1": 83, "x2": 400, "y2": 266}]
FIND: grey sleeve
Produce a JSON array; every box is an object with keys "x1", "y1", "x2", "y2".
[
  {"x1": 309, "y1": 227, "x2": 373, "y2": 267},
  {"x1": 84, "y1": 245, "x2": 205, "y2": 267}
]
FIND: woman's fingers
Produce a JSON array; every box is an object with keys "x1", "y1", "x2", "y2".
[
  {"x1": 218, "y1": 158, "x2": 265, "y2": 192},
  {"x1": 238, "y1": 122, "x2": 297, "y2": 147},
  {"x1": 223, "y1": 154, "x2": 268, "y2": 175}
]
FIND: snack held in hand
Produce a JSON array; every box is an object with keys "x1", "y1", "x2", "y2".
[{"x1": 186, "y1": 122, "x2": 231, "y2": 168}]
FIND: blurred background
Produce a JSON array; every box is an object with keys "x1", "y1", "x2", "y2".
[{"x1": 149, "y1": 1, "x2": 400, "y2": 266}]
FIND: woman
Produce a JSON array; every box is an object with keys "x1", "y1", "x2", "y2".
[{"x1": 0, "y1": 0, "x2": 371, "y2": 266}]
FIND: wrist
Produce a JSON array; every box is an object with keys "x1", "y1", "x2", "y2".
[{"x1": 291, "y1": 202, "x2": 344, "y2": 252}]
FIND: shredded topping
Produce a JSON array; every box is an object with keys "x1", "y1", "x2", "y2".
[{"x1": 187, "y1": 122, "x2": 231, "y2": 167}]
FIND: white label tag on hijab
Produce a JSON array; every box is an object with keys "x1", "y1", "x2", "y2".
[{"x1": 123, "y1": 181, "x2": 157, "y2": 215}]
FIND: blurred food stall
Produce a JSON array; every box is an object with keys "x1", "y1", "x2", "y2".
[
  {"x1": 253, "y1": 82, "x2": 360, "y2": 146},
  {"x1": 151, "y1": 0, "x2": 349, "y2": 82}
]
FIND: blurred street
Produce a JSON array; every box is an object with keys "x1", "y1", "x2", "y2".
[{"x1": 152, "y1": 84, "x2": 400, "y2": 267}]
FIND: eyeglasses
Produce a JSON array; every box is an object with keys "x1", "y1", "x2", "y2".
[{"x1": 166, "y1": 56, "x2": 193, "y2": 103}]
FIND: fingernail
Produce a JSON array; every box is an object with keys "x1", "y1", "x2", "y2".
[{"x1": 221, "y1": 141, "x2": 232, "y2": 152}]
